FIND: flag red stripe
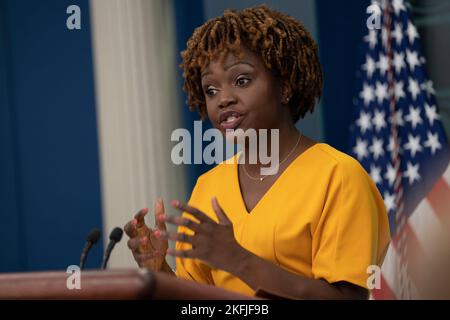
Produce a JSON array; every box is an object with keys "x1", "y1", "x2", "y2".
[
  {"x1": 426, "y1": 177, "x2": 450, "y2": 223},
  {"x1": 372, "y1": 274, "x2": 396, "y2": 300},
  {"x1": 389, "y1": 221, "x2": 429, "y2": 298},
  {"x1": 394, "y1": 223, "x2": 424, "y2": 274}
]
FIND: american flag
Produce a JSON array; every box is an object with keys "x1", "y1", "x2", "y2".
[{"x1": 349, "y1": 0, "x2": 450, "y2": 299}]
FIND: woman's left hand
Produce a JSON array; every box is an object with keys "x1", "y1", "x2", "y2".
[{"x1": 158, "y1": 197, "x2": 247, "y2": 274}]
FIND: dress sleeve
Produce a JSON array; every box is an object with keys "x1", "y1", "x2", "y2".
[
  {"x1": 311, "y1": 158, "x2": 391, "y2": 289},
  {"x1": 175, "y1": 179, "x2": 214, "y2": 285}
]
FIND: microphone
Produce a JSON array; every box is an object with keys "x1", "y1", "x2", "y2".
[
  {"x1": 101, "y1": 227, "x2": 123, "y2": 269},
  {"x1": 80, "y1": 229, "x2": 101, "y2": 270}
]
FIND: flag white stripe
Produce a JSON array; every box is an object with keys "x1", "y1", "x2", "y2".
[
  {"x1": 442, "y1": 163, "x2": 450, "y2": 185},
  {"x1": 380, "y1": 243, "x2": 399, "y2": 299},
  {"x1": 408, "y1": 198, "x2": 443, "y2": 256},
  {"x1": 382, "y1": 164, "x2": 450, "y2": 298}
]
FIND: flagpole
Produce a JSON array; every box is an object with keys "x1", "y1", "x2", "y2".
[{"x1": 384, "y1": 0, "x2": 412, "y2": 300}]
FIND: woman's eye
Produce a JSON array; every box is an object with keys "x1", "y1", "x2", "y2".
[
  {"x1": 235, "y1": 76, "x2": 251, "y2": 87},
  {"x1": 205, "y1": 86, "x2": 218, "y2": 97}
]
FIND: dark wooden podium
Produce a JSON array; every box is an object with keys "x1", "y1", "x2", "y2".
[{"x1": 0, "y1": 269, "x2": 258, "y2": 300}]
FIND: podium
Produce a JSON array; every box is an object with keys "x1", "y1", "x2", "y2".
[{"x1": 0, "y1": 269, "x2": 258, "y2": 300}]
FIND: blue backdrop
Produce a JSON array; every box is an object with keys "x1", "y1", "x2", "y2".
[
  {"x1": 316, "y1": 0, "x2": 371, "y2": 152},
  {"x1": 0, "y1": 0, "x2": 103, "y2": 272},
  {"x1": 174, "y1": 0, "x2": 215, "y2": 193}
]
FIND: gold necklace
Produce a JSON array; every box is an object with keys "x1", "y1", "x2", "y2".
[{"x1": 240, "y1": 133, "x2": 302, "y2": 182}]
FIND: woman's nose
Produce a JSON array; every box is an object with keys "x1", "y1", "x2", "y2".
[{"x1": 218, "y1": 92, "x2": 237, "y2": 109}]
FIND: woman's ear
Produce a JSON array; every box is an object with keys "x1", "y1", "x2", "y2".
[{"x1": 281, "y1": 81, "x2": 293, "y2": 104}]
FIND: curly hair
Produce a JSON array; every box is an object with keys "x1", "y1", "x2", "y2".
[{"x1": 180, "y1": 4, "x2": 323, "y2": 123}]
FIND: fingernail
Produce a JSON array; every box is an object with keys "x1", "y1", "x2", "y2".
[
  {"x1": 158, "y1": 214, "x2": 166, "y2": 221},
  {"x1": 154, "y1": 230, "x2": 161, "y2": 237},
  {"x1": 140, "y1": 236, "x2": 148, "y2": 244},
  {"x1": 171, "y1": 200, "x2": 180, "y2": 207},
  {"x1": 131, "y1": 219, "x2": 137, "y2": 226}
]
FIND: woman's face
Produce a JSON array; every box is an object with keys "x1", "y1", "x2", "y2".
[{"x1": 201, "y1": 46, "x2": 290, "y2": 135}]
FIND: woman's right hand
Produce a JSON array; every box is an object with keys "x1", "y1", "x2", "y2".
[{"x1": 124, "y1": 199, "x2": 169, "y2": 272}]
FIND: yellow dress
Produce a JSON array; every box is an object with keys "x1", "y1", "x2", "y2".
[{"x1": 175, "y1": 143, "x2": 391, "y2": 297}]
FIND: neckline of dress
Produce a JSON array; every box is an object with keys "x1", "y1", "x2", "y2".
[{"x1": 233, "y1": 143, "x2": 321, "y2": 215}]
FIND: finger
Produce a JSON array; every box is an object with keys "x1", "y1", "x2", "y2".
[
  {"x1": 136, "y1": 251, "x2": 162, "y2": 261},
  {"x1": 127, "y1": 236, "x2": 152, "y2": 253},
  {"x1": 124, "y1": 220, "x2": 138, "y2": 238},
  {"x1": 211, "y1": 197, "x2": 231, "y2": 225},
  {"x1": 140, "y1": 233, "x2": 156, "y2": 252},
  {"x1": 150, "y1": 229, "x2": 168, "y2": 249},
  {"x1": 127, "y1": 238, "x2": 141, "y2": 251},
  {"x1": 154, "y1": 198, "x2": 167, "y2": 231},
  {"x1": 134, "y1": 208, "x2": 149, "y2": 227},
  {"x1": 166, "y1": 248, "x2": 195, "y2": 259},
  {"x1": 163, "y1": 215, "x2": 202, "y2": 233},
  {"x1": 160, "y1": 231, "x2": 196, "y2": 245},
  {"x1": 171, "y1": 200, "x2": 215, "y2": 224}
]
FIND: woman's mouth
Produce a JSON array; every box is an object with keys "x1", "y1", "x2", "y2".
[{"x1": 219, "y1": 111, "x2": 244, "y2": 130}]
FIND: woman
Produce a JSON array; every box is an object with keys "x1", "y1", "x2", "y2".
[{"x1": 124, "y1": 5, "x2": 390, "y2": 299}]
